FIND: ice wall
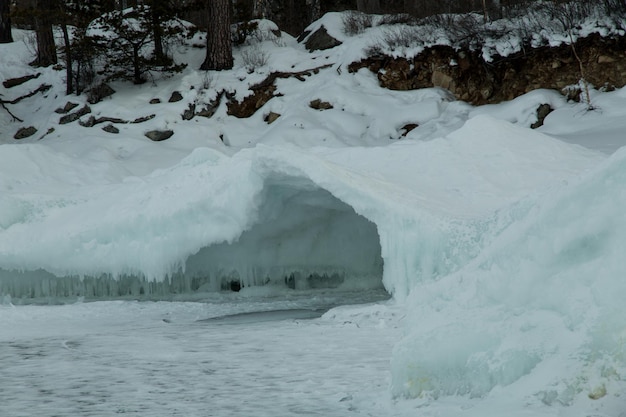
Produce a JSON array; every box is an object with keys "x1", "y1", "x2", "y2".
[{"x1": 391, "y1": 146, "x2": 626, "y2": 403}]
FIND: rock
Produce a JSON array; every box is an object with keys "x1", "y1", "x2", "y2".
[
  {"x1": 168, "y1": 91, "x2": 183, "y2": 102},
  {"x1": 132, "y1": 114, "x2": 156, "y2": 124},
  {"x1": 79, "y1": 116, "x2": 96, "y2": 127},
  {"x1": 149, "y1": 98, "x2": 161, "y2": 104},
  {"x1": 3, "y1": 73, "x2": 40, "y2": 88},
  {"x1": 296, "y1": 30, "x2": 310, "y2": 43},
  {"x1": 102, "y1": 124, "x2": 119, "y2": 134},
  {"x1": 55, "y1": 101, "x2": 79, "y2": 114},
  {"x1": 588, "y1": 384, "x2": 606, "y2": 400},
  {"x1": 264, "y1": 112, "x2": 281, "y2": 124},
  {"x1": 309, "y1": 99, "x2": 333, "y2": 110},
  {"x1": 145, "y1": 130, "x2": 174, "y2": 141},
  {"x1": 303, "y1": 26, "x2": 342, "y2": 52},
  {"x1": 431, "y1": 70, "x2": 456, "y2": 92},
  {"x1": 87, "y1": 83, "x2": 115, "y2": 104},
  {"x1": 598, "y1": 55, "x2": 615, "y2": 64},
  {"x1": 400, "y1": 123, "x2": 418, "y2": 137},
  {"x1": 182, "y1": 103, "x2": 196, "y2": 120},
  {"x1": 531, "y1": 104, "x2": 553, "y2": 129},
  {"x1": 95, "y1": 116, "x2": 127, "y2": 125},
  {"x1": 59, "y1": 105, "x2": 91, "y2": 124},
  {"x1": 14, "y1": 126, "x2": 37, "y2": 139}
]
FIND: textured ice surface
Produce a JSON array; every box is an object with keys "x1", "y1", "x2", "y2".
[
  {"x1": 0, "y1": 294, "x2": 403, "y2": 417},
  {"x1": 391, "y1": 147, "x2": 626, "y2": 403}
]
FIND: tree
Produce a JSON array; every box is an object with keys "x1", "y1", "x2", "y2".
[
  {"x1": 32, "y1": 0, "x2": 58, "y2": 66},
  {"x1": 60, "y1": 0, "x2": 107, "y2": 94},
  {"x1": 91, "y1": 6, "x2": 187, "y2": 84},
  {"x1": 200, "y1": 0, "x2": 233, "y2": 71},
  {"x1": 0, "y1": 0, "x2": 13, "y2": 43}
]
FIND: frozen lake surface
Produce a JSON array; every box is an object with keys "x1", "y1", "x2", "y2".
[{"x1": 0, "y1": 290, "x2": 419, "y2": 417}]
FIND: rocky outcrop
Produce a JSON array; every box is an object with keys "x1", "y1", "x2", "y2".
[
  {"x1": 228, "y1": 65, "x2": 332, "y2": 118},
  {"x1": 349, "y1": 33, "x2": 626, "y2": 105}
]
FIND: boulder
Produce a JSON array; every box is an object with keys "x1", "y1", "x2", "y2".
[
  {"x1": 102, "y1": 124, "x2": 120, "y2": 134},
  {"x1": 531, "y1": 104, "x2": 553, "y2": 129},
  {"x1": 59, "y1": 105, "x2": 91, "y2": 124},
  {"x1": 309, "y1": 99, "x2": 333, "y2": 110},
  {"x1": 304, "y1": 26, "x2": 342, "y2": 52},
  {"x1": 168, "y1": 91, "x2": 183, "y2": 103},
  {"x1": 145, "y1": 130, "x2": 174, "y2": 141},
  {"x1": 54, "y1": 101, "x2": 79, "y2": 114},
  {"x1": 14, "y1": 126, "x2": 37, "y2": 139},
  {"x1": 87, "y1": 83, "x2": 115, "y2": 104},
  {"x1": 264, "y1": 112, "x2": 281, "y2": 124},
  {"x1": 182, "y1": 104, "x2": 196, "y2": 120}
]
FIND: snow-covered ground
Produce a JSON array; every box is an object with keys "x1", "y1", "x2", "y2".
[{"x1": 1, "y1": 11, "x2": 626, "y2": 417}]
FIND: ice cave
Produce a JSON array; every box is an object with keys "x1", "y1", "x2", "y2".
[{"x1": 0, "y1": 174, "x2": 385, "y2": 303}]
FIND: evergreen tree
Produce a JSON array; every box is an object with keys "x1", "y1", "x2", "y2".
[{"x1": 90, "y1": 5, "x2": 187, "y2": 84}]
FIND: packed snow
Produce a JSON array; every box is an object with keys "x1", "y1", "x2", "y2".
[{"x1": 1, "y1": 10, "x2": 626, "y2": 417}]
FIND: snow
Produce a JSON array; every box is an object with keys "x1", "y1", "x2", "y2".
[{"x1": 1, "y1": 10, "x2": 626, "y2": 417}]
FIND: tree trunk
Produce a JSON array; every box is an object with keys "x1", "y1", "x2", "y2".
[
  {"x1": 32, "y1": 0, "x2": 57, "y2": 67},
  {"x1": 132, "y1": 44, "x2": 144, "y2": 84},
  {"x1": 200, "y1": 0, "x2": 233, "y2": 71},
  {"x1": 0, "y1": 0, "x2": 13, "y2": 43},
  {"x1": 150, "y1": 0, "x2": 164, "y2": 62},
  {"x1": 61, "y1": 23, "x2": 73, "y2": 94}
]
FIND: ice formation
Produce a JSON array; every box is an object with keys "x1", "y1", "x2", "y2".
[
  {"x1": 392, "y1": 146, "x2": 626, "y2": 401},
  {"x1": 1, "y1": 115, "x2": 624, "y2": 404}
]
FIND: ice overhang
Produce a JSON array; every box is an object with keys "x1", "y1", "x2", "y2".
[{"x1": 0, "y1": 173, "x2": 386, "y2": 302}]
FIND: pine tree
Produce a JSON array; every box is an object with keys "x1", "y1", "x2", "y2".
[
  {"x1": 200, "y1": 0, "x2": 233, "y2": 71},
  {"x1": 91, "y1": 6, "x2": 187, "y2": 84}
]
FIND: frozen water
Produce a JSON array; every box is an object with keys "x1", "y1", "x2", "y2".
[{"x1": 0, "y1": 296, "x2": 401, "y2": 417}]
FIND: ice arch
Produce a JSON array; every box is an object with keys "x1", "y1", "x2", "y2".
[
  {"x1": 182, "y1": 174, "x2": 384, "y2": 293},
  {"x1": 0, "y1": 160, "x2": 386, "y2": 302}
]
